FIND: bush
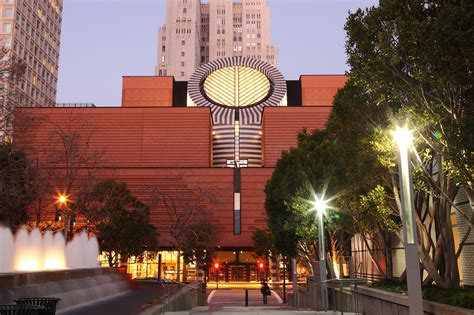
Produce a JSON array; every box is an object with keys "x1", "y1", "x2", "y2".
[{"x1": 370, "y1": 280, "x2": 474, "y2": 309}]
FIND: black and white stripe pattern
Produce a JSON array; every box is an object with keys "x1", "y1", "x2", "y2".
[
  {"x1": 210, "y1": 105, "x2": 234, "y2": 126},
  {"x1": 188, "y1": 56, "x2": 286, "y2": 110},
  {"x1": 239, "y1": 124, "x2": 262, "y2": 167},
  {"x1": 212, "y1": 124, "x2": 235, "y2": 167},
  {"x1": 241, "y1": 104, "x2": 264, "y2": 125},
  {"x1": 188, "y1": 57, "x2": 286, "y2": 167}
]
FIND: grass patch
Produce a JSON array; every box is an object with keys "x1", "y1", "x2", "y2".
[{"x1": 369, "y1": 280, "x2": 474, "y2": 310}]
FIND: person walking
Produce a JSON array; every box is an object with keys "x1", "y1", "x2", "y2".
[{"x1": 260, "y1": 279, "x2": 271, "y2": 304}]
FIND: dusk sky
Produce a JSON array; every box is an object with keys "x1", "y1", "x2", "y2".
[{"x1": 57, "y1": 0, "x2": 378, "y2": 106}]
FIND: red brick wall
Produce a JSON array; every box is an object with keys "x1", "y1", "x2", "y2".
[
  {"x1": 301, "y1": 75, "x2": 347, "y2": 106},
  {"x1": 240, "y1": 168, "x2": 274, "y2": 244},
  {"x1": 14, "y1": 107, "x2": 212, "y2": 168},
  {"x1": 122, "y1": 76, "x2": 174, "y2": 107},
  {"x1": 262, "y1": 106, "x2": 332, "y2": 167}
]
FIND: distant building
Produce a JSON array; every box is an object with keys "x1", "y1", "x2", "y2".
[
  {"x1": 0, "y1": 0, "x2": 63, "y2": 107},
  {"x1": 56, "y1": 103, "x2": 96, "y2": 108},
  {"x1": 15, "y1": 57, "x2": 346, "y2": 280},
  {"x1": 156, "y1": 0, "x2": 278, "y2": 80}
]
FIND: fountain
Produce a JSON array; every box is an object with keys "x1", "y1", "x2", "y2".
[
  {"x1": 0, "y1": 226, "x2": 99, "y2": 273},
  {"x1": 0, "y1": 226, "x2": 130, "y2": 312}
]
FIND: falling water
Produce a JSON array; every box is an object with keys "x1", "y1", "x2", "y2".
[{"x1": 0, "y1": 226, "x2": 100, "y2": 273}]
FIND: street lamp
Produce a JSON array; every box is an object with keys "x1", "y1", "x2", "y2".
[
  {"x1": 393, "y1": 125, "x2": 423, "y2": 315},
  {"x1": 56, "y1": 193, "x2": 69, "y2": 240},
  {"x1": 311, "y1": 195, "x2": 328, "y2": 310},
  {"x1": 214, "y1": 262, "x2": 220, "y2": 289}
]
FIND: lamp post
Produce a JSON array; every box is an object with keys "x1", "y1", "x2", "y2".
[
  {"x1": 214, "y1": 262, "x2": 220, "y2": 289},
  {"x1": 393, "y1": 126, "x2": 423, "y2": 315},
  {"x1": 57, "y1": 193, "x2": 69, "y2": 240},
  {"x1": 313, "y1": 197, "x2": 328, "y2": 310}
]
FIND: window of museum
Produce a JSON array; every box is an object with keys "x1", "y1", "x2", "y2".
[
  {"x1": 181, "y1": 40, "x2": 185, "y2": 45},
  {"x1": 181, "y1": 71, "x2": 185, "y2": 77}
]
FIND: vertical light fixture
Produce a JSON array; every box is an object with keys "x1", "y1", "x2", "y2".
[
  {"x1": 313, "y1": 196, "x2": 328, "y2": 310},
  {"x1": 56, "y1": 193, "x2": 69, "y2": 240},
  {"x1": 393, "y1": 125, "x2": 423, "y2": 315}
]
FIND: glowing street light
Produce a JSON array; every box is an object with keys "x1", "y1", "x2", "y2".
[
  {"x1": 57, "y1": 194, "x2": 68, "y2": 205},
  {"x1": 393, "y1": 125, "x2": 423, "y2": 315},
  {"x1": 311, "y1": 195, "x2": 329, "y2": 310},
  {"x1": 56, "y1": 193, "x2": 70, "y2": 240},
  {"x1": 214, "y1": 262, "x2": 220, "y2": 289}
]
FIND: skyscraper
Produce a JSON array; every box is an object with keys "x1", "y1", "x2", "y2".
[
  {"x1": 156, "y1": 0, "x2": 278, "y2": 80},
  {"x1": 0, "y1": 0, "x2": 63, "y2": 108}
]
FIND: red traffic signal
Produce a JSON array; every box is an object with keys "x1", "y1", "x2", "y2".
[
  {"x1": 214, "y1": 262, "x2": 220, "y2": 269},
  {"x1": 257, "y1": 260, "x2": 265, "y2": 270}
]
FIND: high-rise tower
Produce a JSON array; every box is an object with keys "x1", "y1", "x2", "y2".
[
  {"x1": 156, "y1": 0, "x2": 277, "y2": 80},
  {"x1": 0, "y1": 0, "x2": 63, "y2": 108}
]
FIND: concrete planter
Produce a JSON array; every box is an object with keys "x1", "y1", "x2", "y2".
[
  {"x1": 353, "y1": 286, "x2": 474, "y2": 315},
  {"x1": 289, "y1": 285, "x2": 474, "y2": 315}
]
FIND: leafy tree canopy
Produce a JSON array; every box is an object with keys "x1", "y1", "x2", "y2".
[
  {"x1": 0, "y1": 144, "x2": 36, "y2": 230},
  {"x1": 180, "y1": 221, "x2": 219, "y2": 265},
  {"x1": 74, "y1": 179, "x2": 159, "y2": 267}
]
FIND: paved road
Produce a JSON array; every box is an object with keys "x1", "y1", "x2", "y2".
[{"x1": 58, "y1": 283, "x2": 170, "y2": 315}]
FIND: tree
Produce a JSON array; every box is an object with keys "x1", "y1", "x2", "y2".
[
  {"x1": 345, "y1": 0, "x2": 474, "y2": 288},
  {"x1": 74, "y1": 180, "x2": 159, "y2": 267},
  {"x1": 14, "y1": 109, "x2": 103, "y2": 232},
  {"x1": 180, "y1": 221, "x2": 219, "y2": 266},
  {"x1": 147, "y1": 174, "x2": 220, "y2": 280},
  {"x1": 97, "y1": 210, "x2": 159, "y2": 267},
  {"x1": 265, "y1": 129, "x2": 354, "y2": 274},
  {"x1": 0, "y1": 144, "x2": 36, "y2": 230},
  {"x1": 252, "y1": 228, "x2": 277, "y2": 260},
  {"x1": 0, "y1": 48, "x2": 26, "y2": 141}
]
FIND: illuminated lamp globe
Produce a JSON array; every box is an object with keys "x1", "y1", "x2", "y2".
[{"x1": 393, "y1": 126, "x2": 413, "y2": 149}]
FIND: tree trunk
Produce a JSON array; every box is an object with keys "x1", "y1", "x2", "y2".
[
  {"x1": 176, "y1": 250, "x2": 181, "y2": 283},
  {"x1": 361, "y1": 234, "x2": 386, "y2": 278},
  {"x1": 383, "y1": 231, "x2": 393, "y2": 279}
]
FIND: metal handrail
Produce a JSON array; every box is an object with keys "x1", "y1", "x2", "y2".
[
  {"x1": 297, "y1": 277, "x2": 367, "y2": 315},
  {"x1": 158, "y1": 278, "x2": 208, "y2": 293},
  {"x1": 306, "y1": 278, "x2": 367, "y2": 289}
]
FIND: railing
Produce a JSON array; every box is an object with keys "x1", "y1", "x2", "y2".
[
  {"x1": 138, "y1": 279, "x2": 207, "y2": 315},
  {"x1": 290, "y1": 278, "x2": 367, "y2": 314}
]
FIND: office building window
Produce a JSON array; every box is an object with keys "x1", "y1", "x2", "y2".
[
  {"x1": 3, "y1": 37, "x2": 11, "y2": 48},
  {"x1": 181, "y1": 51, "x2": 185, "y2": 56},
  {"x1": 181, "y1": 71, "x2": 185, "y2": 77},
  {"x1": 181, "y1": 40, "x2": 185, "y2": 45},
  {"x1": 3, "y1": 8, "x2": 13, "y2": 18},
  {"x1": 3, "y1": 23, "x2": 11, "y2": 32}
]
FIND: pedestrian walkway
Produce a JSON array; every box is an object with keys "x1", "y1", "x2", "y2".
[
  {"x1": 166, "y1": 306, "x2": 353, "y2": 315},
  {"x1": 207, "y1": 289, "x2": 282, "y2": 307}
]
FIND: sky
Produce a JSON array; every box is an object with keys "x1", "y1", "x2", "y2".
[{"x1": 57, "y1": 0, "x2": 378, "y2": 106}]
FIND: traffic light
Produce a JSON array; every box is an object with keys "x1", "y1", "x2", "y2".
[{"x1": 214, "y1": 262, "x2": 219, "y2": 269}]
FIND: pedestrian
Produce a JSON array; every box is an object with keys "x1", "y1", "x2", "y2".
[{"x1": 260, "y1": 279, "x2": 271, "y2": 304}]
